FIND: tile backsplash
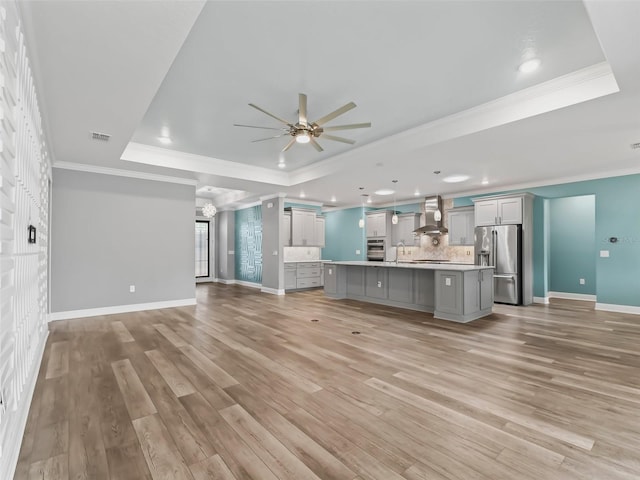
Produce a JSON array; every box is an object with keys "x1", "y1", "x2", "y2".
[
  {"x1": 396, "y1": 199, "x2": 475, "y2": 264},
  {"x1": 284, "y1": 246, "x2": 321, "y2": 262}
]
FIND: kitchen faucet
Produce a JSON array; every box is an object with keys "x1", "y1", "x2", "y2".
[{"x1": 396, "y1": 241, "x2": 405, "y2": 264}]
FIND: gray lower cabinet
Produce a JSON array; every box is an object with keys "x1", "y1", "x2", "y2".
[
  {"x1": 324, "y1": 263, "x2": 493, "y2": 321},
  {"x1": 324, "y1": 264, "x2": 337, "y2": 294},
  {"x1": 414, "y1": 269, "x2": 435, "y2": 307},
  {"x1": 434, "y1": 269, "x2": 493, "y2": 322},
  {"x1": 388, "y1": 268, "x2": 413, "y2": 303},
  {"x1": 285, "y1": 262, "x2": 323, "y2": 290},
  {"x1": 365, "y1": 267, "x2": 388, "y2": 299},
  {"x1": 479, "y1": 268, "x2": 494, "y2": 310},
  {"x1": 284, "y1": 264, "x2": 297, "y2": 290},
  {"x1": 346, "y1": 266, "x2": 365, "y2": 296},
  {"x1": 435, "y1": 271, "x2": 463, "y2": 315}
]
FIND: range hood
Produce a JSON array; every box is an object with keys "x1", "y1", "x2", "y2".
[{"x1": 413, "y1": 195, "x2": 448, "y2": 235}]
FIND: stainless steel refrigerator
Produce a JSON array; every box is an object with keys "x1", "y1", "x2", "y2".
[{"x1": 474, "y1": 224, "x2": 522, "y2": 305}]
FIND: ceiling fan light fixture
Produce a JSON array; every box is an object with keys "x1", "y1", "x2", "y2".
[
  {"x1": 518, "y1": 58, "x2": 541, "y2": 73},
  {"x1": 295, "y1": 130, "x2": 311, "y2": 144}
]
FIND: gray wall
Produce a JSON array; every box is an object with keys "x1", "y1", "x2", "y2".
[
  {"x1": 261, "y1": 196, "x2": 284, "y2": 291},
  {"x1": 51, "y1": 169, "x2": 195, "y2": 312},
  {"x1": 216, "y1": 210, "x2": 235, "y2": 281}
]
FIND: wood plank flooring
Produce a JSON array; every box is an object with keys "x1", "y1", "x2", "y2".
[{"x1": 15, "y1": 286, "x2": 640, "y2": 479}]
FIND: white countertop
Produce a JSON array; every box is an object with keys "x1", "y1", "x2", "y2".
[
  {"x1": 324, "y1": 261, "x2": 494, "y2": 271},
  {"x1": 284, "y1": 260, "x2": 333, "y2": 264}
]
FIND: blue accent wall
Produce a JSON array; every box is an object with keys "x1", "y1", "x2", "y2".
[
  {"x1": 454, "y1": 173, "x2": 640, "y2": 306},
  {"x1": 235, "y1": 205, "x2": 262, "y2": 283},
  {"x1": 549, "y1": 196, "x2": 596, "y2": 294},
  {"x1": 322, "y1": 207, "x2": 368, "y2": 261}
]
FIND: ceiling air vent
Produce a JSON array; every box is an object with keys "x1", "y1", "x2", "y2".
[
  {"x1": 631, "y1": 142, "x2": 640, "y2": 150},
  {"x1": 91, "y1": 131, "x2": 111, "y2": 142}
]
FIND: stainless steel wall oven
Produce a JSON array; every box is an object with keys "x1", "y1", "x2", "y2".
[{"x1": 367, "y1": 239, "x2": 385, "y2": 261}]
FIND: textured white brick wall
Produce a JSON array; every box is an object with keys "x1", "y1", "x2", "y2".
[{"x1": 0, "y1": 1, "x2": 50, "y2": 477}]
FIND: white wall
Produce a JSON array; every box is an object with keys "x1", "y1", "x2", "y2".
[
  {"x1": 0, "y1": 2, "x2": 51, "y2": 477},
  {"x1": 50, "y1": 168, "x2": 196, "y2": 316}
]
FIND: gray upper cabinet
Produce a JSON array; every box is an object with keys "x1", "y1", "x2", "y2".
[
  {"x1": 315, "y1": 216, "x2": 325, "y2": 247},
  {"x1": 392, "y1": 213, "x2": 420, "y2": 246},
  {"x1": 448, "y1": 207, "x2": 474, "y2": 245},
  {"x1": 474, "y1": 197, "x2": 523, "y2": 226},
  {"x1": 282, "y1": 212, "x2": 291, "y2": 246},
  {"x1": 287, "y1": 207, "x2": 319, "y2": 246},
  {"x1": 366, "y1": 211, "x2": 392, "y2": 238}
]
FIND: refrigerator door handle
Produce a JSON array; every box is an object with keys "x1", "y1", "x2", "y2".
[
  {"x1": 492, "y1": 229, "x2": 497, "y2": 267},
  {"x1": 493, "y1": 274, "x2": 515, "y2": 279}
]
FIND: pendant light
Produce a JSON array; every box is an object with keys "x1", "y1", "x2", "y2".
[
  {"x1": 202, "y1": 203, "x2": 217, "y2": 218},
  {"x1": 391, "y1": 180, "x2": 398, "y2": 224}
]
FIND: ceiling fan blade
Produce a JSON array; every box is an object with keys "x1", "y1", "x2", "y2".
[
  {"x1": 310, "y1": 137, "x2": 324, "y2": 152},
  {"x1": 249, "y1": 103, "x2": 292, "y2": 126},
  {"x1": 298, "y1": 93, "x2": 308, "y2": 126},
  {"x1": 251, "y1": 134, "x2": 286, "y2": 143},
  {"x1": 321, "y1": 134, "x2": 356, "y2": 144},
  {"x1": 282, "y1": 137, "x2": 296, "y2": 152},
  {"x1": 312, "y1": 101, "x2": 356, "y2": 126},
  {"x1": 322, "y1": 122, "x2": 371, "y2": 131},
  {"x1": 234, "y1": 123, "x2": 285, "y2": 131}
]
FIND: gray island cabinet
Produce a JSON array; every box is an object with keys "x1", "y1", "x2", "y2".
[{"x1": 324, "y1": 261, "x2": 494, "y2": 323}]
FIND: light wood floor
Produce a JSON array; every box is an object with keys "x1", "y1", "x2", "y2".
[{"x1": 15, "y1": 284, "x2": 640, "y2": 479}]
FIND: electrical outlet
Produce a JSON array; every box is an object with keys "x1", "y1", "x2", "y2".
[
  {"x1": 377, "y1": 281, "x2": 382, "y2": 288},
  {"x1": 579, "y1": 278, "x2": 585, "y2": 285},
  {"x1": 600, "y1": 250, "x2": 610, "y2": 258},
  {"x1": 129, "y1": 285, "x2": 135, "y2": 293},
  {"x1": 445, "y1": 278, "x2": 451, "y2": 286},
  {"x1": 466, "y1": 250, "x2": 471, "y2": 255},
  {"x1": 356, "y1": 249, "x2": 361, "y2": 255}
]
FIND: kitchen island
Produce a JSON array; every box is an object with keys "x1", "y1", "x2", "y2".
[{"x1": 323, "y1": 261, "x2": 494, "y2": 323}]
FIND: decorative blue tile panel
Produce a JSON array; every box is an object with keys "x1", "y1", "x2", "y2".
[{"x1": 235, "y1": 206, "x2": 262, "y2": 283}]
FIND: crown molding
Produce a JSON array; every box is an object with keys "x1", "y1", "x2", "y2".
[
  {"x1": 122, "y1": 142, "x2": 290, "y2": 185},
  {"x1": 443, "y1": 166, "x2": 640, "y2": 199},
  {"x1": 53, "y1": 161, "x2": 198, "y2": 186}
]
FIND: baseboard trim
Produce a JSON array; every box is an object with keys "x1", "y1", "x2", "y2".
[
  {"x1": 261, "y1": 287, "x2": 285, "y2": 295},
  {"x1": 533, "y1": 296, "x2": 550, "y2": 304},
  {"x1": 215, "y1": 278, "x2": 235, "y2": 285},
  {"x1": 48, "y1": 298, "x2": 197, "y2": 321},
  {"x1": 234, "y1": 280, "x2": 261, "y2": 289},
  {"x1": 2, "y1": 329, "x2": 49, "y2": 480},
  {"x1": 548, "y1": 291, "x2": 596, "y2": 302},
  {"x1": 595, "y1": 303, "x2": 640, "y2": 315}
]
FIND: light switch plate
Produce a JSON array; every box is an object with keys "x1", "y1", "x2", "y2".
[
  {"x1": 600, "y1": 250, "x2": 610, "y2": 258},
  {"x1": 356, "y1": 249, "x2": 361, "y2": 255},
  {"x1": 445, "y1": 278, "x2": 451, "y2": 286}
]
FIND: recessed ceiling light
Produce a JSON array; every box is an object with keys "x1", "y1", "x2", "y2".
[
  {"x1": 374, "y1": 189, "x2": 394, "y2": 195},
  {"x1": 442, "y1": 175, "x2": 470, "y2": 183},
  {"x1": 518, "y1": 58, "x2": 541, "y2": 73},
  {"x1": 300, "y1": 192, "x2": 306, "y2": 198},
  {"x1": 481, "y1": 179, "x2": 489, "y2": 185},
  {"x1": 278, "y1": 162, "x2": 286, "y2": 169},
  {"x1": 331, "y1": 196, "x2": 336, "y2": 202},
  {"x1": 414, "y1": 190, "x2": 420, "y2": 196},
  {"x1": 158, "y1": 136, "x2": 172, "y2": 145},
  {"x1": 367, "y1": 197, "x2": 372, "y2": 203}
]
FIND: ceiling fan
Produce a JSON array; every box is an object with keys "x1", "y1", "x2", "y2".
[{"x1": 234, "y1": 93, "x2": 371, "y2": 152}]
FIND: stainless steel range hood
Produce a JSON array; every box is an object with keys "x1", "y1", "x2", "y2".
[{"x1": 413, "y1": 195, "x2": 448, "y2": 235}]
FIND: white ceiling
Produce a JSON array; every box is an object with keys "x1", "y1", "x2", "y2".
[{"x1": 22, "y1": 1, "x2": 640, "y2": 209}]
